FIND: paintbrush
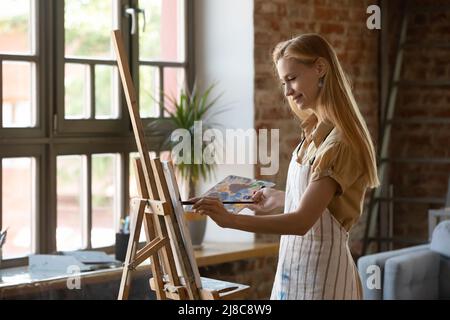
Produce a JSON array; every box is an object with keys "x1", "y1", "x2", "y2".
[{"x1": 181, "y1": 200, "x2": 254, "y2": 205}]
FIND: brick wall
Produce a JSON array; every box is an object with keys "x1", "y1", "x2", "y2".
[
  {"x1": 389, "y1": 0, "x2": 450, "y2": 242},
  {"x1": 199, "y1": 256, "x2": 278, "y2": 299},
  {"x1": 253, "y1": 0, "x2": 380, "y2": 253}
]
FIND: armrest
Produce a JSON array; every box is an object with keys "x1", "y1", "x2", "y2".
[
  {"x1": 384, "y1": 250, "x2": 440, "y2": 300},
  {"x1": 357, "y1": 244, "x2": 428, "y2": 300}
]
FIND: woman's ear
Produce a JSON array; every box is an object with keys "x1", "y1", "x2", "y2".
[{"x1": 315, "y1": 57, "x2": 328, "y2": 78}]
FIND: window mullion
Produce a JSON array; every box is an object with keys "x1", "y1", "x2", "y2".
[
  {"x1": 0, "y1": 159, "x2": 2, "y2": 231},
  {"x1": 46, "y1": 146, "x2": 57, "y2": 254},
  {"x1": 31, "y1": 157, "x2": 38, "y2": 253},
  {"x1": 90, "y1": 64, "x2": 95, "y2": 119},
  {"x1": 82, "y1": 154, "x2": 92, "y2": 249},
  {"x1": 45, "y1": 0, "x2": 57, "y2": 255},
  {"x1": 185, "y1": 0, "x2": 194, "y2": 93},
  {"x1": 159, "y1": 66, "x2": 164, "y2": 117},
  {"x1": 0, "y1": 60, "x2": 2, "y2": 126}
]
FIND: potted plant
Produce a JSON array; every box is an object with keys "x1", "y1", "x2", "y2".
[{"x1": 149, "y1": 84, "x2": 225, "y2": 248}]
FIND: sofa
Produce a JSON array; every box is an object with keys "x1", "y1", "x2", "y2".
[{"x1": 357, "y1": 220, "x2": 450, "y2": 300}]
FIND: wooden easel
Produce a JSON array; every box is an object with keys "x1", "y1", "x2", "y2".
[{"x1": 112, "y1": 30, "x2": 249, "y2": 300}]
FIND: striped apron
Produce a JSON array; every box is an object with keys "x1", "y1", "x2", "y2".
[{"x1": 270, "y1": 148, "x2": 362, "y2": 300}]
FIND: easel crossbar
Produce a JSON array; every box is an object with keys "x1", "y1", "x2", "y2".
[
  {"x1": 128, "y1": 237, "x2": 169, "y2": 270},
  {"x1": 145, "y1": 199, "x2": 171, "y2": 216}
]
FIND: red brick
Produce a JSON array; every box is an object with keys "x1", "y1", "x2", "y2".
[
  {"x1": 320, "y1": 22, "x2": 345, "y2": 34},
  {"x1": 260, "y1": 2, "x2": 277, "y2": 14},
  {"x1": 315, "y1": 6, "x2": 335, "y2": 20}
]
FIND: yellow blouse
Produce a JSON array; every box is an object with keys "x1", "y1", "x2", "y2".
[{"x1": 296, "y1": 114, "x2": 368, "y2": 231}]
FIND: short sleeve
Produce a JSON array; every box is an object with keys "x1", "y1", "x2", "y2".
[{"x1": 310, "y1": 141, "x2": 362, "y2": 196}]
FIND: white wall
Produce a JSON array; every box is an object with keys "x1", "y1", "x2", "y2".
[{"x1": 194, "y1": 0, "x2": 255, "y2": 242}]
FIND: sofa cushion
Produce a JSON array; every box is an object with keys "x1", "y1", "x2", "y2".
[
  {"x1": 384, "y1": 250, "x2": 440, "y2": 300},
  {"x1": 357, "y1": 244, "x2": 429, "y2": 300},
  {"x1": 430, "y1": 220, "x2": 450, "y2": 258}
]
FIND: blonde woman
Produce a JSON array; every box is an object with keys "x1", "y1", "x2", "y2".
[{"x1": 191, "y1": 34, "x2": 379, "y2": 300}]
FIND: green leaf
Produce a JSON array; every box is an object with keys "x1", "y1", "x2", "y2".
[{"x1": 146, "y1": 81, "x2": 227, "y2": 184}]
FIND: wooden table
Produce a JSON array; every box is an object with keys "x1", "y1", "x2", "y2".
[{"x1": 0, "y1": 242, "x2": 279, "y2": 299}]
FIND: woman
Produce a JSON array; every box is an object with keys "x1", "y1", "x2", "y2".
[{"x1": 191, "y1": 34, "x2": 379, "y2": 300}]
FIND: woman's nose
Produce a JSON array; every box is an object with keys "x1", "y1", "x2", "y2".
[{"x1": 284, "y1": 85, "x2": 294, "y2": 97}]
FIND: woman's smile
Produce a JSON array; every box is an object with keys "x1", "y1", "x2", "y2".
[{"x1": 293, "y1": 93, "x2": 304, "y2": 104}]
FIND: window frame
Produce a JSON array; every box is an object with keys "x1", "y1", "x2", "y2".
[
  {"x1": 131, "y1": 0, "x2": 194, "y2": 131},
  {"x1": 0, "y1": 0, "x2": 45, "y2": 138},
  {"x1": 54, "y1": 0, "x2": 194, "y2": 135},
  {"x1": 0, "y1": 0, "x2": 195, "y2": 267},
  {"x1": 54, "y1": 143, "x2": 129, "y2": 251},
  {"x1": 54, "y1": 0, "x2": 130, "y2": 134},
  {"x1": 0, "y1": 144, "x2": 45, "y2": 268}
]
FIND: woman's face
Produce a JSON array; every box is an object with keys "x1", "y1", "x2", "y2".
[{"x1": 276, "y1": 57, "x2": 322, "y2": 111}]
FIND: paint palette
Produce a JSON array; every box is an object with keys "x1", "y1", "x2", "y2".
[{"x1": 199, "y1": 175, "x2": 275, "y2": 213}]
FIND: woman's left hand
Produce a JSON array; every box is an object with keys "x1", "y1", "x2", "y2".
[{"x1": 191, "y1": 197, "x2": 233, "y2": 228}]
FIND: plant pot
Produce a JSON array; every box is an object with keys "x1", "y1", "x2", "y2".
[{"x1": 184, "y1": 211, "x2": 207, "y2": 249}]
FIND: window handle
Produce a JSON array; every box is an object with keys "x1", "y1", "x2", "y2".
[{"x1": 125, "y1": 7, "x2": 145, "y2": 35}]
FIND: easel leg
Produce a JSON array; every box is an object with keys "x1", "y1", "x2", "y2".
[
  {"x1": 134, "y1": 157, "x2": 182, "y2": 296},
  {"x1": 143, "y1": 212, "x2": 166, "y2": 299},
  {"x1": 118, "y1": 198, "x2": 145, "y2": 299}
]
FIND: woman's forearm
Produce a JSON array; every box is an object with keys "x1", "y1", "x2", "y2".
[
  {"x1": 229, "y1": 211, "x2": 307, "y2": 236},
  {"x1": 229, "y1": 177, "x2": 336, "y2": 236}
]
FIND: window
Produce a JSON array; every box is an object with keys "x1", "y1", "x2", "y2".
[
  {"x1": 56, "y1": 152, "x2": 121, "y2": 251},
  {"x1": 0, "y1": 0, "x2": 41, "y2": 136},
  {"x1": 0, "y1": 0, "x2": 193, "y2": 265},
  {"x1": 137, "y1": 0, "x2": 187, "y2": 118},
  {"x1": 0, "y1": 145, "x2": 43, "y2": 265},
  {"x1": 57, "y1": 155, "x2": 83, "y2": 251},
  {"x1": 1, "y1": 157, "x2": 36, "y2": 258},
  {"x1": 56, "y1": 0, "x2": 124, "y2": 132},
  {"x1": 91, "y1": 153, "x2": 120, "y2": 248}
]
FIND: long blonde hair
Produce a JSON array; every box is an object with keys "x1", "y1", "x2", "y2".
[{"x1": 272, "y1": 34, "x2": 379, "y2": 188}]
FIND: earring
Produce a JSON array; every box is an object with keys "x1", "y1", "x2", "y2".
[{"x1": 318, "y1": 77, "x2": 324, "y2": 88}]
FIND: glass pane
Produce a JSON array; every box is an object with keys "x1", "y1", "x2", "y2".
[
  {"x1": 2, "y1": 61, "x2": 36, "y2": 127},
  {"x1": 65, "y1": 63, "x2": 90, "y2": 119},
  {"x1": 2, "y1": 158, "x2": 34, "y2": 258},
  {"x1": 129, "y1": 152, "x2": 140, "y2": 200},
  {"x1": 139, "y1": 0, "x2": 185, "y2": 61},
  {"x1": 163, "y1": 67, "x2": 185, "y2": 116},
  {"x1": 57, "y1": 155, "x2": 83, "y2": 251},
  {"x1": 95, "y1": 65, "x2": 119, "y2": 119},
  {"x1": 65, "y1": 0, "x2": 115, "y2": 58},
  {"x1": 0, "y1": 0, "x2": 33, "y2": 54},
  {"x1": 91, "y1": 153, "x2": 118, "y2": 248},
  {"x1": 139, "y1": 65, "x2": 159, "y2": 117}
]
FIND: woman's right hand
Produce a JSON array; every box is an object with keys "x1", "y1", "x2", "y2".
[{"x1": 247, "y1": 188, "x2": 284, "y2": 213}]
